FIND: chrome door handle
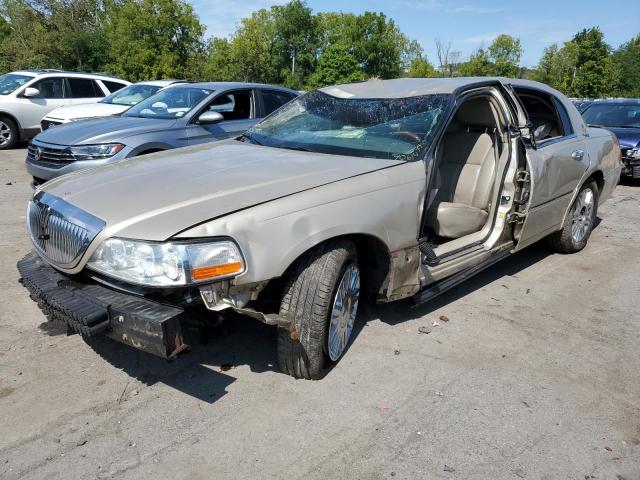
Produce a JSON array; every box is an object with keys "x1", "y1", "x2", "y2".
[{"x1": 571, "y1": 149, "x2": 585, "y2": 160}]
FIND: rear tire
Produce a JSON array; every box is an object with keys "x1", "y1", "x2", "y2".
[
  {"x1": 0, "y1": 117, "x2": 18, "y2": 150},
  {"x1": 548, "y1": 181, "x2": 598, "y2": 253},
  {"x1": 277, "y1": 239, "x2": 359, "y2": 380}
]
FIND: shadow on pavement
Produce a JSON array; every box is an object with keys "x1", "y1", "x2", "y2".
[{"x1": 36, "y1": 242, "x2": 555, "y2": 401}]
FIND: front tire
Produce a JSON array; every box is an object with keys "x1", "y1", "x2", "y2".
[
  {"x1": 548, "y1": 181, "x2": 598, "y2": 253},
  {"x1": 0, "y1": 117, "x2": 18, "y2": 150},
  {"x1": 277, "y1": 239, "x2": 359, "y2": 380}
]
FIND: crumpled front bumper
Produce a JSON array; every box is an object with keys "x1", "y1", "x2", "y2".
[{"x1": 17, "y1": 251, "x2": 189, "y2": 358}]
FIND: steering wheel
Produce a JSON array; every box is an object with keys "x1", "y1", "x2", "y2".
[{"x1": 391, "y1": 131, "x2": 422, "y2": 143}]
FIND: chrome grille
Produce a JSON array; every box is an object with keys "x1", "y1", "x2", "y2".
[
  {"x1": 27, "y1": 142, "x2": 75, "y2": 169},
  {"x1": 633, "y1": 165, "x2": 640, "y2": 178},
  {"x1": 27, "y1": 192, "x2": 105, "y2": 268}
]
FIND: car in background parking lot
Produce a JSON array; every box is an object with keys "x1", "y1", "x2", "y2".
[
  {"x1": 0, "y1": 69, "x2": 130, "y2": 150},
  {"x1": 25, "y1": 82, "x2": 299, "y2": 186},
  {"x1": 39, "y1": 80, "x2": 185, "y2": 130},
  {"x1": 581, "y1": 99, "x2": 640, "y2": 179}
]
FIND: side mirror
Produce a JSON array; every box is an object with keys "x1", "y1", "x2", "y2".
[
  {"x1": 197, "y1": 111, "x2": 224, "y2": 125},
  {"x1": 22, "y1": 87, "x2": 40, "y2": 98}
]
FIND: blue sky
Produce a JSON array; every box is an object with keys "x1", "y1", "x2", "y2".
[{"x1": 189, "y1": 0, "x2": 640, "y2": 67}]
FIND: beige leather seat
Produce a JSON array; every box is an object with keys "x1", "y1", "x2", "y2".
[{"x1": 427, "y1": 98, "x2": 499, "y2": 239}]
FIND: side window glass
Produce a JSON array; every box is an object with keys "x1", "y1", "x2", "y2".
[
  {"x1": 67, "y1": 78, "x2": 103, "y2": 98},
  {"x1": 102, "y1": 80, "x2": 127, "y2": 94},
  {"x1": 30, "y1": 78, "x2": 65, "y2": 99},
  {"x1": 262, "y1": 90, "x2": 295, "y2": 116},
  {"x1": 515, "y1": 88, "x2": 565, "y2": 143},
  {"x1": 552, "y1": 97, "x2": 574, "y2": 135},
  {"x1": 206, "y1": 91, "x2": 252, "y2": 120}
]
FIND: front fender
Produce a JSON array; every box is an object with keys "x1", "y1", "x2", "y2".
[{"x1": 175, "y1": 161, "x2": 426, "y2": 285}]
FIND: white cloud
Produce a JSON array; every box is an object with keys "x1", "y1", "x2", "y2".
[{"x1": 189, "y1": 0, "x2": 288, "y2": 38}]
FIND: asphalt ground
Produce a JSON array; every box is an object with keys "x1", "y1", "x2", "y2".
[{"x1": 1, "y1": 147, "x2": 639, "y2": 480}]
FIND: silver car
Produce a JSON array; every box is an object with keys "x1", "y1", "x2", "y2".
[
  {"x1": 18, "y1": 78, "x2": 622, "y2": 380},
  {"x1": 25, "y1": 82, "x2": 299, "y2": 185}
]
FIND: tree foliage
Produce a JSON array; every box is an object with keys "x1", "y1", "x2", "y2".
[{"x1": 0, "y1": 0, "x2": 637, "y2": 98}]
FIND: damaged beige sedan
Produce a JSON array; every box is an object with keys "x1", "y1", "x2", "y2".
[{"x1": 18, "y1": 78, "x2": 622, "y2": 379}]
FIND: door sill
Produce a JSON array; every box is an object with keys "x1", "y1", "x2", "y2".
[{"x1": 413, "y1": 247, "x2": 511, "y2": 306}]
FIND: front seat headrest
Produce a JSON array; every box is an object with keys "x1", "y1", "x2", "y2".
[{"x1": 455, "y1": 98, "x2": 496, "y2": 128}]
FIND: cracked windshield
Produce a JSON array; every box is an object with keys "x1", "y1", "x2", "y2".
[{"x1": 246, "y1": 91, "x2": 451, "y2": 160}]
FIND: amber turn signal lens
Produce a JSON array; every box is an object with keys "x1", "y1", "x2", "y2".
[{"x1": 191, "y1": 262, "x2": 243, "y2": 281}]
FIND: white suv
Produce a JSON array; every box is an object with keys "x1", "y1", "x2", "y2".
[{"x1": 0, "y1": 70, "x2": 130, "y2": 149}]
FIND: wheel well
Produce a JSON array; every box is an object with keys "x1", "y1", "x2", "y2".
[
  {"x1": 584, "y1": 170, "x2": 604, "y2": 194},
  {"x1": 0, "y1": 112, "x2": 21, "y2": 138},
  {"x1": 137, "y1": 149, "x2": 164, "y2": 156},
  {"x1": 255, "y1": 234, "x2": 391, "y2": 311}
]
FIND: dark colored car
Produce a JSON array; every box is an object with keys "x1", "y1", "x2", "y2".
[{"x1": 581, "y1": 99, "x2": 640, "y2": 179}]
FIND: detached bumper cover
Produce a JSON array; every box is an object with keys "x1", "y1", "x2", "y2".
[{"x1": 17, "y1": 251, "x2": 188, "y2": 358}]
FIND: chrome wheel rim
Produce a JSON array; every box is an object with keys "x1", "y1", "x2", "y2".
[
  {"x1": 328, "y1": 263, "x2": 360, "y2": 361},
  {"x1": 571, "y1": 187, "x2": 595, "y2": 243},
  {"x1": 0, "y1": 121, "x2": 12, "y2": 147}
]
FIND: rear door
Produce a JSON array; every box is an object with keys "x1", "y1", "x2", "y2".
[
  {"x1": 65, "y1": 77, "x2": 105, "y2": 105},
  {"x1": 259, "y1": 89, "x2": 298, "y2": 117},
  {"x1": 19, "y1": 77, "x2": 70, "y2": 130},
  {"x1": 188, "y1": 89, "x2": 257, "y2": 145},
  {"x1": 509, "y1": 86, "x2": 590, "y2": 250}
]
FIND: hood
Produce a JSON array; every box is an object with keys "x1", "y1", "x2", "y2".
[
  {"x1": 45, "y1": 103, "x2": 128, "y2": 121},
  {"x1": 34, "y1": 116, "x2": 178, "y2": 146},
  {"x1": 41, "y1": 141, "x2": 404, "y2": 241},
  {"x1": 605, "y1": 126, "x2": 640, "y2": 149}
]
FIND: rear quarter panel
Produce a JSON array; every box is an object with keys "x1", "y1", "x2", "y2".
[{"x1": 585, "y1": 127, "x2": 622, "y2": 204}]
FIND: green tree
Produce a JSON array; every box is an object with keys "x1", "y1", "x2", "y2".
[
  {"x1": 227, "y1": 8, "x2": 277, "y2": 83},
  {"x1": 407, "y1": 56, "x2": 437, "y2": 78},
  {"x1": 271, "y1": 0, "x2": 317, "y2": 88},
  {"x1": 458, "y1": 48, "x2": 492, "y2": 76},
  {"x1": 203, "y1": 37, "x2": 235, "y2": 81},
  {"x1": 571, "y1": 27, "x2": 618, "y2": 97},
  {"x1": 612, "y1": 34, "x2": 640, "y2": 97},
  {"x1": 307, "y1": 44, "x2": 362, "y2": 87},
  {"x1": 104, "y1": 0, "x2": 205, "y2": 81},
  {"x1": 488, "y1": 34, "x2": 522, "y2": 77},
  {"x1": 0, "y1": 0, "x2": 107, "y2": 72}
]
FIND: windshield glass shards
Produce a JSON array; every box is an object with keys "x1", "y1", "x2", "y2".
[{"x1": 247, "y1": 90, "x2": 451, "y2": 161}]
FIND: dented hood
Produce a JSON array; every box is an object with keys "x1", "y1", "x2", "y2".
[{"x1": 41, "y1": 141, "x2": 403, "y2": 240}]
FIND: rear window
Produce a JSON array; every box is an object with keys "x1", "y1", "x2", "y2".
[
  {"x1": 67, "y1": 78, "x2": 103, "y2": 98},
  {"x1": 102, "y1": 80, "x2": 128, "y2": 94}
]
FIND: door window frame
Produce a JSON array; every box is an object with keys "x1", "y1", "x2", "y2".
[
  {"x1": 25, "y1": 76, "x2": 67, "y2": 100},
  {"x1": 513, "y1": 86, "x2": 577, "y2": 149},
  {"x1": 191, "y1": 89, "x2": 257, "y2": 125}
]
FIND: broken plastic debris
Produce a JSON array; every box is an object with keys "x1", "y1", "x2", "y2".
[
  {"x1": 434, "y1": 390, "x2": 444, "y2": 396},
  {"x1": 432, "y1": 320, "x2": 440, "y2": 327}
]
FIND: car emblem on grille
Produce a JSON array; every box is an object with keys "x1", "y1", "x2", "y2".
[
  {"x1": 48, "y1": 123, "x2": 56, "y2": 129},
  {"x1": 33, "y1": 146, "x2": 42, "y2": 161}
]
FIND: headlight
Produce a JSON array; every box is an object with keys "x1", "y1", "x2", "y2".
[
  {"x1": 87, "y1": 238, "x2": 245, "y2": 287},
  {"x1": 630, "y1": 148, "x2": 640, "y2": 160},
  {"x1": 70, "y1": 143, "x2": 124, "y2": 160},
  {"x1": 70, "y1": 116, "x2": 99, "y2": 122}
]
